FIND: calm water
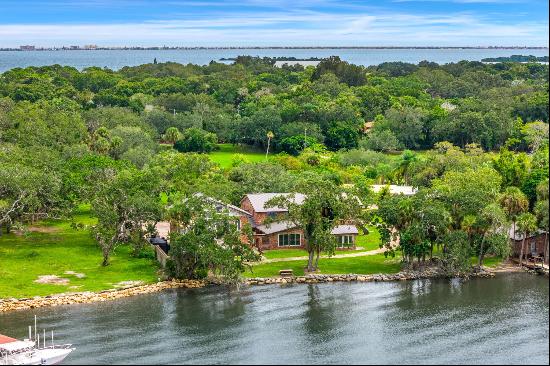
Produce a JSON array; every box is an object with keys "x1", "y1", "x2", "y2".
[
  {"x1": 0, "y1": 48, "x2": 548, "y2": 72},
  {"x1": 0, "y1": 274, "x2": 548, "y2": 365}
]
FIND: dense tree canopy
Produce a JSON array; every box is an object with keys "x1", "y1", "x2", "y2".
[{"x1": 0, "y1": 56, "x2": 548, "y2": 276}]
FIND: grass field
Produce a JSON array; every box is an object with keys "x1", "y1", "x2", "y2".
[
  {"x1": 208, "y1": 143, "x2": 270, "y2": 168},
  {"x1": 471, "y1": 256, "x2": 503, "y2": 268},
  {"x1": 245, "y1": 253, "x2": 402, "y2": 277},
  {"x1": 0, "y1": 206, "x2": 159, "y2": 299}
]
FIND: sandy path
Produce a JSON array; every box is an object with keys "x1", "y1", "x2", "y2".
[{"x1": 252, "y1": 247, "x2": 387, "y2": 265}]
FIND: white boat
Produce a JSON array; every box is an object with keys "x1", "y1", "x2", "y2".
[{"x1": 0, "y1": 317, "x2": 74, "y2": 365}]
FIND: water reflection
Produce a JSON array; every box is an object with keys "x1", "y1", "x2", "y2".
[{"x1": 0, "y1": 274, "x2": 547, "y2": 365}]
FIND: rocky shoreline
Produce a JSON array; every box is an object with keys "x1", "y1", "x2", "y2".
[
  {"x1": 0, "y1": 279, "x2": 205, "y2": 313},
  {"x1": 244, "y1": 267, "x2": 497, "y2": 286},
  {"x1": 1, "y1": 264, "x2": 545, "y2": 313}
]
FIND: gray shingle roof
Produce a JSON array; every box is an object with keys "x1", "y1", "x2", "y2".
[
  {"x1": 243, "y1": 193, "x2": 306, "y2": 213},
  {"x1": 508, "y1": 227, "x2": 547, "y2": 241},
  {"x1": 331, "y1": 225, "x2": 359, "y2": 235},
  {"x1": 255, "y1": 221, "x2": 298, "y2": 234},
  {"x1": 194, "y1": 192, "x2": 252, "y2": 216}
]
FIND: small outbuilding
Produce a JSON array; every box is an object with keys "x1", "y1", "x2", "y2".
[{"x1": 509, "y1": 228, "x2": 548, "y2": 265}]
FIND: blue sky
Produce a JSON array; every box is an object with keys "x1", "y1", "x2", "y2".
[{"x1": 0, "y1": 0, "x2": 548, "y2": 47}]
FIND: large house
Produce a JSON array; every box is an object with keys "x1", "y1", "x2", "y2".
[
  {"x1": 153, "y1": 191, "x2": 368, "y2": 255},
  {"x1": 240, "y1": 193, "x2": 359, "y2": 251}
]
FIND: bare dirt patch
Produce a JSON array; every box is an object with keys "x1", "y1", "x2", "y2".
[
  {"x1": 64, "y1": 271, "x2": 86, "y2": 278},
  {"x1": 28, "y1": 226, "x2": 60, "y2": 233},
  {"x1": 34, "y1": 275, "x2": 69, "y2": 285},
  {"x1": 112, "y1": 280, "x2": 144, "y2": 288},
  {"x1": 13, "y1": 226, "x2": 60, "y2": 236}
]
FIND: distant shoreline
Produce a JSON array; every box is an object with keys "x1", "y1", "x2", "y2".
[{"x1": 2, "y1": 46, "x2": 549, "y2": 51}]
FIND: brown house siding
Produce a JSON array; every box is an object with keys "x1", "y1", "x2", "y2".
[
  {"x1": 253, "y1": 230, "x2": 357, "y2": 251},
  {"x1": 511, "y1": 233, "x2": 549, "y2": 264},
  {"x1": 255, "y1": 228, "x2": 306, "y2": 250}
]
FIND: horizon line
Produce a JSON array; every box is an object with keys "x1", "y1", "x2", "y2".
[{"x1": 3, "y1": 45, "x2": 549, "y2": 49}]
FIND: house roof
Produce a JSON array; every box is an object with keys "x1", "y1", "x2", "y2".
[
  {"x1": 371, "y1": 185, "x2": 417, "y2": 196},
  {"x1": 194, "y1": 193, "x2": 252, "y2": 216},
  {"x1": 508, "y1": 227, "x2": 547, "y2": 241},
  {"x1": 331, "y1": 225, "x2": 359, "y2": 235},
  {"x1": 255, "y1": 221, "x2": 298, "y2": 234},
  {"x1": 243, "y1": 193, "x2": 306, "y2": 213}
]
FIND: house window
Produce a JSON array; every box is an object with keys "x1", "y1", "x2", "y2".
[
  {"x1": 235, "y1": 219, "x2": 241, "y2": 231},
  {"x1": 268, "y1": 212, "x2": 277, "y2": 219},
  {"x1": 278, "y1": 233, "x2": 301, "y2": 247},
  {"x1": 338, "y1": 235, "x2": 354, "y2": 248}
]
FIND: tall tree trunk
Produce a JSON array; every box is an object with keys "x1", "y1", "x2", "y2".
[
  {"x1": 313, "y1": 247, "x2": 321, "y2": 271},
  {"x1": 519, "y1": 237, "x2": 526, "y2": 267},
  {"x1": 307, "y1": 250, "x2": 314, "y2": 272},
  {"x1": 265, "y1": 138, "x2": 271, "y2": 160},
  {"x1": 102, "y1": 248, "x2": 110, "y2": 266},
  {"x1": 544, "y1": 232, "x2": 549, "y2": 266},
  {"x1": 478, "y1": 234, "x2": 486, "y2": 268}
]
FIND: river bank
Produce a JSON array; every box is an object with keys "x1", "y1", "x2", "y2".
[
  {"x1": 2, "y1": 262, "x2": 544, "y2": 313},
  {"x1": 2, "y1": 273, "x2": 547, "y2": 364},
  {"x1": 0, "y1": 279, "x2": 205, "y2": 313}
]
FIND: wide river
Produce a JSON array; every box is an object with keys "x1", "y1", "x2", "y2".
[
  {"x1": 0, "y1": 274, "x2": 548, "y2": 365},
  {"x1": 0, "y1": 48, "x2": 548, "y2": 72}
]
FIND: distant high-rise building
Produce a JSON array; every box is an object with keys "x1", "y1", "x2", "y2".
[
  {"x1": 69, "y1": 45, "x2": 80, "y2": 50},
  {"x1": 20, "y1": 45, "x2": 35, "y2": 51},
  {"x1": 84, "y1": 44, "x2": 98, "y2": 50}
]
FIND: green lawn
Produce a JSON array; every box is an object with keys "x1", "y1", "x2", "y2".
[
  {"x1": 0, "y1": 206, "x2": 159, "y2": 299},
  {"x1": 245, "y1": 254, "x2": 402, "y2": 277},
  {"x1": 356, "y1": 225, "x2": 381, "y2": 251},
  {"x1": 208, "y1": 143, "x2": 270, "y2": 168},
  {"x1": 262, "y1": 249, "x2": 309, "y2": 259},
  {"x1": 470, "y1": 256, "x2": 503, "y2": 268}
]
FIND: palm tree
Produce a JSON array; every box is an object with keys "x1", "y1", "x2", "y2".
[
  {"x1": 516, "y1": 212, "x2": 537, "y2": 266},
  {"x1": 396, "y1": 150, "x2": 417, "y2": 185},
  {"x1": 499, "y1": 187, "x2": 528, "y2": 242},
  {"x1": 535, "y1": 179, "x2": 549, "y2": 264},
  {"x1": 163, "y1": 127, "x2": 181, "y2": 144},
  {"x1": 265, "y1": 131, "x2": 274, "y2": 160},
  {"x1": 477, "y1": 203, "x2": 507, "y2": 267},
  {"x1": 461, "y1": 215, "x2": 477, "y2": 255}
]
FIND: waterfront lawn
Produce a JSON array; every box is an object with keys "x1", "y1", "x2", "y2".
[
  {"x1": 0, "y1": 206, "x2": 159, "y2": 299},
  {"x1": 245, "y1": 254, "x2": 401, "y2": 278},
  {"x1": 209, "y1": 143, "x2": 269, "y2": 168},
  {"x1": 262, "y1": 249, "x2": 308, "y2": 259},
  {"x1": 471, "y1": 256, "x2": 503, "y2": 268},
  {"x1": 355, "y1": 225, "x2": 381, "y2": 251}
]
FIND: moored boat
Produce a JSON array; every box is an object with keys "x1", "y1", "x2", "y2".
[{"x1": 0, "y1": 317, "x2": 74, "y2": 365}]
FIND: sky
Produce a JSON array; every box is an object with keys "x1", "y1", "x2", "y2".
[{"x1": 0, "y1": 0, "x2": 548, "y2": 47}]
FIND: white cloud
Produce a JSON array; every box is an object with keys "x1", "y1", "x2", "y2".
[{"x1": 0, "y1": 8, "x2": 547, "y2": 47}]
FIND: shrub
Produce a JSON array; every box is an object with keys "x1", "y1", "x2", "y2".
[
  {"x1": 360, "y1": 129, "x2": 399, "y2": 152},
  {"x1": 279, "y1": 135, "x2": 320, "y2": 156},
  {"x1": 173, "y1": 127, "x2": 218, "y2": 153}
]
